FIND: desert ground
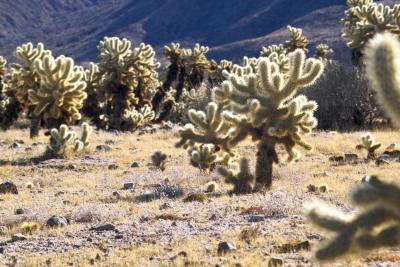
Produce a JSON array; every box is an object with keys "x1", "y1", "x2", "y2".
[{"x1": 0, "y1": 126, "x2": 399, "y2": 267}]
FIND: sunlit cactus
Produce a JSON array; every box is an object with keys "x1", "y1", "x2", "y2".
[
  {"x1": 28, "y1": 55, "x2": 87, "y2": 137},
  {"x1": 355, "y1": 134, "x2": 381, "y2": 159},
  {"x1": 188, "y1": 144, "x2": 231, "y2": 173},
  {"x1": 315, "y1": 44, "x2": 334, "y2": 62},
  {"x1": 97, "y1": 37, "x2": 160, "y2": 131},
  {"x1": 342, "y1": 0, "x2": 400, "y2": 64},
  {"x1": 177, "y1": 49, "x2": 324, "y2": 191},
  {"x1": 80, "y1": 63, "x2": 102, "y2": 125},
  {"x1": 48, "y1": 122, "x2": 93, "y2": 158}
]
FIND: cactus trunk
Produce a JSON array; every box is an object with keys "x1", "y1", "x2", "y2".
[
  {"x1": 30, "y1": 115, "x2": 41, "y2": 138},
  {"x1": 255, "y1": 139, "x2": 278, "y2": 189},
  {"x1": 111, "y1": 84, "x2": 129, "y2": 129}
]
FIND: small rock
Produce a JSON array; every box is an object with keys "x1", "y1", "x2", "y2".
[
  {"x1": 209, "y1": 214, "x2": 217, "y2": 220},
  {"x1": 66, "y1": 164, "x2": 77, "y2": 170},
  {"x1": 344, "y1": 153, "x2": 358, "y2": 162},
  {"x1": 247, "y1": 214, "x2": 265, "y2": 223},
  {"x1": 11, "y1": 233, "x2": 26, "y2": 242},
  {"x1": 361, "y1": 175, "x2": 373, "y2": 184},
  {"x1": 112, "y1": 191, "x2": 120, "y2": 198},
  {"x1": 217, "y1": 241, "x2": 236, "y2": 255},
  {"x1": 123, "y1": 182, "x2": 135, "y2": 190},
  {"x1": 131, "y1": 162, "x2": 140, "y2": 168},
  {"x1": 159, "y1": 202, "x2": 173, "y2": 210},
  {"x1": 307, "y1": 184, "x2": 317, "y2": 192},
  {"x1": 46, "y1": 216, "x2": 68, "y2": 228},
  {"x1": 14, "y1": 139, "x2": 24, "y2": 144},
  {"x1": 96, "y1": 144, "x2": 112, "y2": 152},
  {"x1": 91, "y1": 224, "x2": 116, "y2": 232},
  {"x1": 115, "y1": 234, "x2": 124, "y2": 239},
  {"x1": 25, "y1": 182, "x2": 34, "y2": 189},
  {"x1": 0, "y1": 182, "x2": 18, "y2": 194},
  {"x1": 9, "y1": 142, "x2": 21, "y2": 149},
  {"x1": 0, "y1": 247, "x2": 4, "y2": 254},
  {"x1": 319, "y1": 185, "x2": 327, "y2": 193},
  {"x1": 108, "y1": 164, "x2": 118, "y2": 170},
  {"x1": 15, "y1": 208, "x2": 26, "y2": 215}
]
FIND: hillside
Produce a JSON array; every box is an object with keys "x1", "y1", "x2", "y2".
[{"x1": 0, "y1": 0, "x2": 392, "y2": 63}]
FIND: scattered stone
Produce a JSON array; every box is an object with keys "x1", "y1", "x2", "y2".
[
  {"x1": 108, "y1": 164, "x2": 118, "y2": 170},
  {"x1": 217, "y1": 241, "x2": 236, "y2": 255},
  {"x1": 90, "y1": 224, "x2": 116, "y2": 232},
  {"x1": 273, "y1": 241, "x2": 310, "y2": 253},
  {"x1": 361, "y1": 175, "x2": 373, "y2": 184},
  {"x1": 14, "y1": 139, "x2": 24, "y2": 144},
  {"x1": 0, "y1": 182, "x2": 18, "y2": 194},
  {"x1": 183, "y1": 193, "x2": 208, "y2": 203},
  {"x1": 115, "y1": 234, "x2": 124, "y2": 239},
  {"x1": 46, "y1": 216, "x2": 68, "y2": 228},
  {"x1": 307, "y1": 184, "x2": 317, "y2": 192},
  {"x1": 15, "y1": 208, "x2": 26, "y2": 215},
  {"x1": 11, "y1": 233, "x2": 27, "y2": 242},
  {"x1": 122, "y1": 182, "x2": 135, "y2": 190},
  {"x1": 319, "y1": 185, "x2": 327, "y2": 193},
  {"x1": 66, "y1": 164, "x2": 77, "y2": 170},
  {"x1": 375, "y1": 155, "x2": 390, "y2": 166},
  {"x1": 247, "y1": 214, "x2": 265, "y2": 223},
  {"x1": 9, "y1": 142, "x2": 21, "y2": 149},
  {"x1": 96, "y1": 144, "x2": 112, "y2": 152},
  {"x1": 159, "y1": 202, "x2": 173, "y2": 210},
  {"x1": 209, "y1": 214, "x2": 217, "y2": 221},
  {"x1": 25, "y1": 182, "x2": 34, "y2": 189},
  {"x1": 131, "y1": 162, "x2": 140, "y2": 168},
  {"x1": 112, "y1": 191, "x2": 120, "y2": 198},
  {"x1": 0, "y1": 247, "x2": 4, "y2": 254},
  {"x1": 205, "y1": 181, "x2": 219, "y2": 193},
  {"x1": 344, "y1": 153, "x2": 358, "y2": 162}
]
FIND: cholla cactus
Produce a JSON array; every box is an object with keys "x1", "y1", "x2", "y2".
[
  {"x1": 151, "y1": 151, "x2": 167, "y2": 171},
  {"x1": 97, "y1": 37, "x2": 160, "y2": 131},
  {"x1": 177, "y1": 49, "x2": 324, "y2": 191},
  {"x1": 261, "y1": 26, "x2": 309, "y2": 59},
  {"x1": 80, "y1": 63, "x2": 102, "y2": 125},
  {"x1": 218, "y1": 158, "x2": 254, "y2": 194},
  {"x1": 0, "y1": 56, "x2": 8, "y2": 118},
  {"x1": 365, "y1": 32, "x2": 400, "y2": 126},
  {"x1": 306, "y1": 176, "x2": 400, "y2": 262},
  {"x1": 306, "y1": 32, "x2": 400, "y2": 263},
  {"x1": 315, "y1": 44, "x2": 334, "y2": 62},
  {"x1": 188, "y1": 144, "x2": 231, "y2": 172},
  {"x1": 48, "y1": 123, "x2": 92, "y2": 158},
  {"x1": 153, "y1": 43, "x2": 211, "y2": 122},
  {"x1": 28, "y1": 55, "x2": 87, "y2": 137},
  {"x1": 208, "y1": 59, "x2": 233, "y2": 86},
  {"x1": 356, "y1": 134, "x2": 381, "y2": 159},
  {"x1": 342, "y1": 0, "x2": 400, "y2": 64}
]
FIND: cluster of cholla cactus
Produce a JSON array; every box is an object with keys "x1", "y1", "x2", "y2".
[
  {"x1": 96, "y1": 37, "x2": 160, "y2": 131},
  {"x1": 342, "y1": 0, "x2": 400, "y2": 64},
  {"x1": 356, "y1": 134, "x2": 381, "y2": 159},
  {"x1": 47, "y1": 123, "x2": 92, "y2": 158},
  {"x1": 307, "y1": 32, "x2": 400, "y2": 262},
  {"x1": 152, "y1": 43, "x2": 211, "y2": 122},
  {"x1": 176, "y1": 48, "x2": 324, "y2": 193}
]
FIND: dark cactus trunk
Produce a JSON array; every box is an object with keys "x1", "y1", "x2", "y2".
[
  {"x1": 111, "y1": 84, "x2": 129, "y2": 130},
  {"x1": 175, "y1": 66, "x2": 186, "y2": 101},
  {"x1": 30, "y1": 115, "x2": 41, "y2": 138},
  {"x1": 255, "y1": 139, "x2": 278, "y2": 189},
  {"x1": 0, "y1": 97, "x2": 21, "y2": 131}
]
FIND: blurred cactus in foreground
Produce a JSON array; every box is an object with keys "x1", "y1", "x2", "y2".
[{"x1": 307, "y1": 176, "x2": 400, "y2": 262}]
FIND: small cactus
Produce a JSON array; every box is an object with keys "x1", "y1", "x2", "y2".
[
  {"x1": 355, "y1": 134, "x2": 381, "y2": 159},
  {"x1": 47, "y1": 123, "x2": 92, "y2": 158},
  {"x1": 151, "y1": 151, "x2": 167, "y2": 171}
]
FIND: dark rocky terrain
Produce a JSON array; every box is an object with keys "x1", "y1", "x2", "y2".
[{"x1": 0, "y1": 0, "x2": 356, "y2": 63}]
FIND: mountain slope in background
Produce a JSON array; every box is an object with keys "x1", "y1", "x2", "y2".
[{"x1": 0, "y1": 0, "x2": 394, "y2": 63}]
